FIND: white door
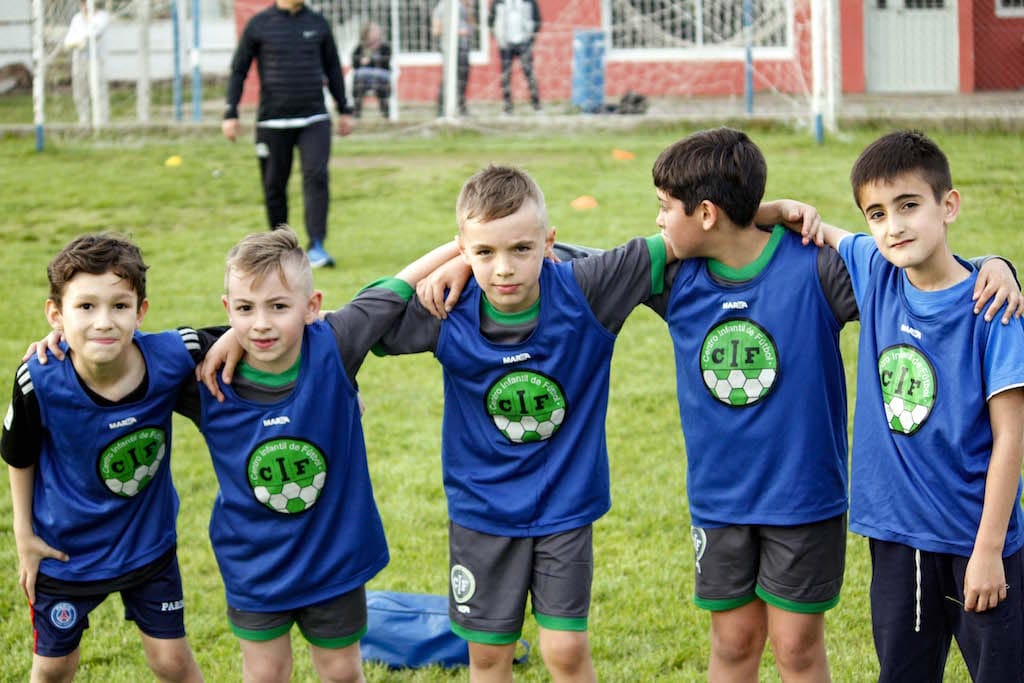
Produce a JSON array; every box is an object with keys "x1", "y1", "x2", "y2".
[{"x1": 864, "y1": 0, "x2": 959, "y2": 93}]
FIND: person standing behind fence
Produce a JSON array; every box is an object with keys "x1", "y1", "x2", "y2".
[
  {"x1": 489, "y1": 0, "x2": 541, "y2": 115},
  {"x1": 64, "y1": 0, "x2": 110, "y2": 126},
  {"x1": 351, "y1": 22, "x2": 392, "y2": 119},
  {"x1": 432, "y1": 0, "x2": 474, "y2": 117},
  {"x1": 222, "y1": 0, "x2": 353, "y2": 270}
]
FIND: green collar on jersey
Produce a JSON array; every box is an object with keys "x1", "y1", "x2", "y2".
[
  {"x1": 481, "y1": 294, "x2": 541, "y2": 325},
  {"x1": 237, "y1": 355, "x2": 301, "y2": 387},
  {"x1": 707, "y1": 224, "x2": 784, "y2": 281}
]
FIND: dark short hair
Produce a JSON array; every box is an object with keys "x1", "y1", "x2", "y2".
[
  {"x1": 48, "y1": 233, "x2": 148, "y2": 308},
  {"x1": 652, "y1": 127, "x2": 767, "y2": 227},
  {"x1": 850, "y1": 130, "x2": 952, "y2": 209}
]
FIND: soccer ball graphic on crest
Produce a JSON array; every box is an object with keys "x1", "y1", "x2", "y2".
[
  {"x1": 253, "y1": 472, "x2": 326, "y2": 514},
  {"x1": 703, "y1": 367, "x2": 777, "y2": 406},
  {"x1": 492, "y1": 408, "x2": 566, "y2": 443},
  {"x1": 486, "y1": 370, "x2": 568, "y2": 444}
]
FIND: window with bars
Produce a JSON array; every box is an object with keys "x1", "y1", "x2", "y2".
[
  {"x1": 607, "y1": 0, "x2": 789, "y2": 52},
  {"x1": 996, "y1": 0, "x2": 1024, "y2": 17}
]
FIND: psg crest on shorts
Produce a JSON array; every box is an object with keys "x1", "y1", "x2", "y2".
[{"x1": 50, "y1": 601, "x2": 78, "y2": 630}]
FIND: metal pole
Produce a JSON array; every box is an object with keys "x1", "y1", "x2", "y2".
[
  {"x1": 137, "y1": 0, "x2": 151, "y2": 122},
  {"x1": 442, "y1": 0, "x2": 459, "y2": 118},
  {"x1": 191, "y1": 0, "x2": 201, "y2": 120},
  {"x1": 32, "y1": 0, "x2": 45, "y2": 150},
  {"x1": 172, "y1": 0, "x2": 182, "y2": 120},
  {"x1": 86, "y1": 0, "x2": 101, "y2": 130},
  {"x1": 389, "y1": 0, "x2": 400, "y2": 120},
  {"x1": 743, "y1": 0, "x2": 753, "y2": 115},
  {"x1": 811, "y1": 0, "x2": 825, "y2": 142}
]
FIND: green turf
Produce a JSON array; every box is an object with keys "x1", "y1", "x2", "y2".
[{"x1": 0, "y1": 126, "x2": 1021, "y2": 681}]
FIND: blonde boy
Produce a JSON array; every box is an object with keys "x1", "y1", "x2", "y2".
[{"x1": 195, "y1": 227, "x2": 457, "y2": 682}]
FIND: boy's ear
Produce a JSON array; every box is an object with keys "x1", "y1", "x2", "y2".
[
  {"x1": 456, "y1": 233, "x2": 471, "y2": 265},
  {"x1": 221, "y1": 294, "x2": 231, "y2": 318},
  {"x1": 135, "y1": 298, "x2": 149, "y2": 329},
  {"x1": 699, "y1": 200, "x2": 718, "y2": 232},
  {"x1": 942, "y1": 188, "x2": 961, "y2": 225},
  {"x1": 45, "y1": 299, "x2": 62, "y2": 331},
  {"x1": 304, "y1": 290, "x2": 323, "y2": 324}
]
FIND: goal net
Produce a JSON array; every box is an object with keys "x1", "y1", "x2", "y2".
[{"x1": 318, "y1": 0, "x2": 837, "y2": 132}]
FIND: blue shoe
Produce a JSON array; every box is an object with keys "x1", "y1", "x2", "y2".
[{"x1": 307, "y1": 242, "x2": 335, "y2": 268}]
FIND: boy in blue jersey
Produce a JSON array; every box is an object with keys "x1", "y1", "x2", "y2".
[
  {"x1": 192, "y1": 227, "x2": 459, "y2": 683},
  {"x1": 380, "y1": 164, "x2": 826, "y2": 683},
  {"x1": 1, "y1": 234, "x2": 205, "y2": 682},
  {"x1": 793, "y1": 130, "x2": 1024, "y2": 682}
]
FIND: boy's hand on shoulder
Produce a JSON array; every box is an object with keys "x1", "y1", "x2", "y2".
[
  {"x1": 196, "y1": 330, "x2": 245, "y2": 402},
  {"x1": 15, "y1": 532, "x2": 68, "y2": 605},
  {"x1": 755, "y1": 199, "x2": 826, "y2": 246},
  {"x1": 974, "y1": 259, "x2": 1024, "y2": 324},
  {"x1": 22, "y1": 330, "x2": 66, "y2": 364},
  {"x1": 416, "y1": 256, "x2": 471, "y2": 320},
  {"x1": 963, "y1": 549, "x2": 1008, "y2": 613}
]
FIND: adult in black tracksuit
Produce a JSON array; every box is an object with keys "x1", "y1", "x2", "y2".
[{"x1": 222, "y1": 0, "x2": 352, "y2": 268}]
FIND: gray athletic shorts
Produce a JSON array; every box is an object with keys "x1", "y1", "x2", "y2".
[
  {"x1": 692, "y1": 514, "x2": 846, "y2": 613},
  {"x1": 227, "y1": 586, "x2": 367, "y2": 648},
  {"x1": 448, "y1": 521, "x2": 593, "y2": 645}
]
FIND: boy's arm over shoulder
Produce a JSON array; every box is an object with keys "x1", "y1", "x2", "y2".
[
  {"x1": 327, "y1": 241, "x2": 460, "y2": 376},
  {"x1": 572, "y1": 235, "x2": 668, "y2": 334}
]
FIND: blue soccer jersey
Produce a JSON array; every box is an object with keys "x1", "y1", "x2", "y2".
[
  {"x1": 435, "y1": 260, "x2": 616, "y2": 537},
  {"x1": 664, "y1": 228, "x2": 849, "y2": 528},
  {"x1": 28, "y1": 330, "x2": 194, "y2": 582},
  {"x1": 840, "y1": 233, "x2": 1024, "y2": 556},
  {"x1": 199, "y1": 320, "x2": 389, "y2": 611}
]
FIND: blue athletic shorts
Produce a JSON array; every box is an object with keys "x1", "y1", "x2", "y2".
[{"x1": 32, "y1": 555, "x2": 187, "y2": 657}]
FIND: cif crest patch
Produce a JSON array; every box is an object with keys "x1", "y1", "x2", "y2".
[
  {"x1": 878, "y1": 344, "x2": 936, "y2": 435},
  {"x1": 247, "y1": 438, "x2": 328, "y2": 514},
  {"x1": 450, "y1": 564, "x2": 476, "y2": 604},
  {"x1": 98, "y1": 427, "x2": 167, "y2": 497},
  {"x1": 50, "y1": 601, "x2": 78, "y2": 630},
  {"x1": 700, "y1": 319, "x2": 779, "y2": 407},
  {"x1": 691, "y1": 527, "x2": 707, "y2": 576},
  {"x1": 485, "y1": 370, "x2": 567, "y2": 444}
]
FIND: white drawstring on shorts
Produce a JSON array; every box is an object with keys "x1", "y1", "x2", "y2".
[{"x1": 914, "y1": 548, "x2": 922, "y2": 633}]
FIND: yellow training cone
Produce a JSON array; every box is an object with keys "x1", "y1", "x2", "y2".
[{"x1": 164, "y1": 155, "x2": 183, "y2": 167}]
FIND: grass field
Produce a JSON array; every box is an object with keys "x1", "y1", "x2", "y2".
[{"x1": 0, "y1": 123, "x2": 1021, "y2": 681}]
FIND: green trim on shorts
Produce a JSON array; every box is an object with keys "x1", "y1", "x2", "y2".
[
  {"x1": 304, "y1": 624, "x2": 367, "y2": 649},
  {"x1": 451, "y1": 621, "x2": 521, "y2": 645},
  {"x1": 756, "y1": 585, "x2": 840, "y2": 614},
  {"x1": 534, "y1": 612, "x2": 588, "y2": 632},
  {"x1": 231, "y1": 620, "x2": 293, "y2": 642},
  {"x1": 693, "y1": 593, "x2": 757, "y2": 612}
]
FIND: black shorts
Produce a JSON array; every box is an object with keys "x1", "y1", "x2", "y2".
[
  {"x1": 448, "y1": 521, "x2": 593, "y2": 644},
  {"x1": 227, "y1": 586, "x2": 367, "y2": 649},
  {"x1": 692, "y1": 514, "x2": 846, "y2": 613}
]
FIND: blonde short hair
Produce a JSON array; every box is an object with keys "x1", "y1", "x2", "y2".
[
  {"x1": 224, "y1": 227, "x2": 313, "y2": 295},
  {"x1": 455, "y1": 165, "x2": 548, "y2": 232}
]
